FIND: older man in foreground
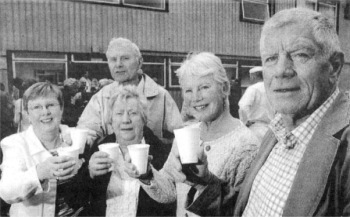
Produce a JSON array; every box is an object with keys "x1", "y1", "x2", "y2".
[
  {"x1": 184, "y1": 8, "x2": 350, "y2": 216},
  {"x1": 78, "y1": 37, "x2": 182, "y2": 145}
]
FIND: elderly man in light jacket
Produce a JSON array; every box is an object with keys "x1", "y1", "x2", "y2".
[{"x1": 77, "y1": 37, "x2": 182, "y2": 145}]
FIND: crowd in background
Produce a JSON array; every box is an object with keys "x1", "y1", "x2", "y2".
[{"x1": 0, "y1": 76, "x2": 114, "y2": 137}]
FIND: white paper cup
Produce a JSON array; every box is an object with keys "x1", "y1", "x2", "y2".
[
  {"x1": 98, "y1": 143, "x2": 120, "y2": 171},
  {"x1": 127, "y1": 144, "x2": 150, "y2": 175},
  {"x1": 174, "y1": 126, "x2": 200, "y2": 164},
  {"x1": 57, "y1": 146, "x2": 80, "y2": 173},
  {"x1": 70, "y1": 128, "x2": 89, "y2": 154}
]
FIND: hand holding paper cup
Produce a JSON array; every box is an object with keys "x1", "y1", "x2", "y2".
[
  {"x1": 127, "y1": 144, "x2": 150, "y2": 175},
  {"x1": 57, "y1": 146, "x2": 80, "y2": 173},
  {"x1": 98, "y1": 143, "x2": 120, "y2": 171},
  {"x1": 70, "y1": 128, "x2": 89, "y2": 154},
  {"x1": 174, "y1": 126, "x2": 201, "y2": 164}
]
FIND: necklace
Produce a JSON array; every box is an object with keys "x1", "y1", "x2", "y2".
[{"x1": 40, "y1": 131, "x2": 63, "y2": 151}]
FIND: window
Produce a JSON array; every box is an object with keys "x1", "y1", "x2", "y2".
[
  {"x1": 123, "y1": 0, "x2": 166, "y2": 10},
  {"x1": 12, "y1": 52, "x2": 67, "y2": 86},
  {"x1": 76, "y1": 0, "x2": 167, "y2": 11},
  {"x1": 297, "y1": 0, "x2": 339, "y2": 30},
  {"x1": 142, "y1": 56, "x2": 166, "y2": 87},
  {"x1": 70, "y1": 54, "x2": 110, "y2": 81},
  {"x1": 241, "y1": 0, "x2": 271, "y2": 24},
  {"x1": 239, "y1": 59, "x2": 262, "y2": 90},
  {"x1": 80, "y1": 0, "x2": 120, "y2": 5},
  {"x1": 318, "y1": 1, "x2": 338, "y2": 26},
  {"x1": 168, "y1": 56, "x2": 185, "y2": 88},
  {"x1": 221, "y1": 58, "x2": 239, "y2": 81}
]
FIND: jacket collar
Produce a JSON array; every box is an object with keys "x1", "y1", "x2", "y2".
[
  {"x1": 139, "y1": 74, "x2": 159, "y2": 98},
  {"x1": 24, "y1": 125, "x2": 53, "y2": 165},
  {"x1": 235, "y1": 91, "x2": 350, "y2": 216},
  {"x1": 24, "y1": 125, "x2": 70, "y2": 165},
  {"x1": 283, "y1": 91, "x2": 350, "y2": 216},
  {"x1": 102, "y1": 74, "x2": 159, "y2": 98}
]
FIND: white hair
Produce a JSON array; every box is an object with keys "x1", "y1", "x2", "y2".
[
  {"x1": 107, "y1": 85, "x2": 148, "y2": 125},
  {"x1": 106, "y1": 37, "x2": 142, "y2": 60},
  {"x1": 260, "y1": 8, "x2": 342, "y2": 59},
  {"x1": 176, "y1": 52, "x2": 231, "y2": 110}
]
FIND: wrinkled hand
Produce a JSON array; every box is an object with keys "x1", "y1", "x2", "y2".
[
  {"x1": 88, "y1": 151, "x2": 113, "y2": 179},
  {"x1": 124, "y1": 152, "x2": 153, "y2": 180},
  {"x1": 36, "y1": 156, "x2": 76, "y2": 181}
]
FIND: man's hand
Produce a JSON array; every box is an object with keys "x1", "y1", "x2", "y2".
[
  {"x1": 36, "y1": 156, "x2": 76, "y2": 181},
  {"x1": 88, "y1": 151, "x2": 113, "y2": 179}
]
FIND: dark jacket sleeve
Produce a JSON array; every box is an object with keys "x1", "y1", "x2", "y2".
[
  {"x1": 138, "y1": 126, "x2": 176, "y2": 216},
  {"x1": 83, "y1": 134, "x2": 115, "y2": 217},
  {"x1": 143, "y1": 126, "x2": 172, "y2": 170},
  {"x1": 186, "y1": 143, "x2": 259, "y2": 216}
]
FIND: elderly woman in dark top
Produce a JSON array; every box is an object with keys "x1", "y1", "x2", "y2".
[
  {"x1": 88, "y1": 85, "x2": 175, "y2": 216},
  {"x1": 0, "y1": 82, "x2": 89, "y2": 217}
]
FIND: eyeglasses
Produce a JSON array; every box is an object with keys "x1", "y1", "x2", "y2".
[{"x1": 29, "y1": 103, "x2": 61, "y2": 113}]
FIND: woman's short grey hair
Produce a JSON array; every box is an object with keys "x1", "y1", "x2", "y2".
[
  {"x1": 107, "y1": 85, "x2": 148, "y2": 125},
  {"x1": 175, "y1": 52, "x2": 231, "y2": 108},
  {"x1": 260, "y1": 8, "x2": 342, "y2": 59},
  {"x1": 23, "y1": 82, "x2": 64, "y2": 112},
  {"x1": 106, "y1": 37, "x2": 142, "y2": 60}
]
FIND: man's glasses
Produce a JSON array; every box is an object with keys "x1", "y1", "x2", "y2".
[{"x1": 29, "y1": 103, "x2": 60, "y2": 113}]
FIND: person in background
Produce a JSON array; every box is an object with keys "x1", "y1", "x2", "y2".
[
  {"x1": 87, "y1": 85, "x2": 175, "y2": 216},
  {"x1": 125, "y1": 52, "x2": 259, "y2": 216},
  {"x1": 0, "y1": 82, "x2": 89, "y2": 217},
  {"x1": 13, "y1": 79, "x2": 37, "y2": 132},
  {"x1": 62, "y1": 78, "x2": 82, "y2": 127},
  {"x1": 91, "y1": 78, "x2": 100, "y2": 92},
  {"x1": 12, "y1": 77, "x2": 24, "y2": 101},
  {"x1": 0, "y1": 82, "x2": 12, "y2": 217},
  {"x1": 182, "y1": 8, "x2": 350, "y2": 216},
  {"x1": 77, "y1": 37, "x2": 182, "y2": 146},
  {"x1": 238, "y1": 66, "x2": 274, "y2": 142},
  {"x1": 79, "y1": 70, "x2": 92, "y2": 93},
  {"x1": 99, "y1": 78, "x2": 114, "y2": 88},
  {"x1": 229, "y1": 78, "x2": 241, "y2": 119},
  {"x1": 0, "y1": 82, "x2": 14, "y2": 140}
]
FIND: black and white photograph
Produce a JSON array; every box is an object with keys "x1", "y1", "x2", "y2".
[{"x1": 0, "y1": 0, "x2": 350, "y2": 216}]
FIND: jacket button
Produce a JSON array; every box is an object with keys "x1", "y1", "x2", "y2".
[{"x1": 205, "y1": 145, "x2": 211, "y2": 151}]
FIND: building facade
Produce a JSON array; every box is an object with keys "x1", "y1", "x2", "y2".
[{"x1": 0, "y1": 0, "x2": 349, "y2": 109}]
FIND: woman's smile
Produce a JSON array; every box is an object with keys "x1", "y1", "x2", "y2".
[
  {"x1": 193, "y1": 104, "x2": 208, "y2": 111},
  {"x1": 40, "y1": 117, "x2": 53, "y2": 123}
]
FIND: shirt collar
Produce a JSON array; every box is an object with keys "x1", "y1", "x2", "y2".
[{"x1": 270, "y1": 88, "x2": 340, "y2": 149}]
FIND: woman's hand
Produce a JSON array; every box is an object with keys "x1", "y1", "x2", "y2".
[
  {"x1": 182, "y1": 145, "x2": 211, "y2": 186},
  {"x1": 124, "y1": 152, "x2": 153, "y2": 180},
  {"x1": 163, "y1": 141, "x2": 188, "y2": 184},
  {"x1": 36, "y1": 156, "x2": 77, "y2": 181},
  {"x1": 88, "y1": 151, "x2": 113, "y2": 179},
  {"x1": 167, "y1": 140, "x2": 211, "y2": 186}
]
